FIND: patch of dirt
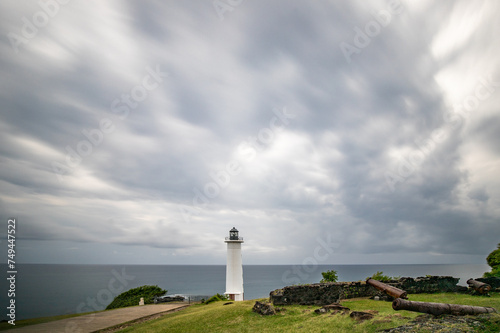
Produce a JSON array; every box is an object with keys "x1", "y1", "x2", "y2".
[
  {"x1": 365, "y1": 310, "x2": 380, "y2": 315},
  {"x1": 350, "y1": 311, "x2": 375, "y2": 322}
]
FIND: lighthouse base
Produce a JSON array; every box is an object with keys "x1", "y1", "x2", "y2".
[{"x1": 225, "y1": 292, "x2": 244, "y2": 301}]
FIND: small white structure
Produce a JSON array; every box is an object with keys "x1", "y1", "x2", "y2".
[
  {"x1": 224, "y1": 227, "x2": 244, "y2": 301},
  {"x1": 139, "y1": 297, "x2": 144, "y2": 306}
]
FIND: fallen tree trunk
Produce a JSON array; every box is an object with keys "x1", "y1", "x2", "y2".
[
  {"x1": 467, "y1": 278, "x2": 491, "y2": 294},
  {"x1": 392, "y1": 298, "x2": 497, "y2": 316},
  {"x1": 366, "y1": 278, "x2": 407, "y2": 299}
]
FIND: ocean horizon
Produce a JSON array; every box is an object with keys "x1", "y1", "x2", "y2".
[{"x1": 0, "y1": 263, "x2": 490, "y2": 320}]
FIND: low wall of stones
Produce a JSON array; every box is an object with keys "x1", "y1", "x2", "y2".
[
  {"x1": 269, "y1": 276, "x2": 464, "y2": 306},
  {"x1": 397, "y1": 276, "x2": 463, "y2": 294},
  {"x1": 270, "y1": 281, "x2": 376, "y2": 306}
]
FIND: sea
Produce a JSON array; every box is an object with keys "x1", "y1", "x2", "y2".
[{"x1": 0, "y1": 264, "x2": 489, "y2": 321}]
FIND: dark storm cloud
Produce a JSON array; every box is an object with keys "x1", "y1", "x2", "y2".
[{"x1": 0, "y1": 0, "x2": 499, "y2": 264}]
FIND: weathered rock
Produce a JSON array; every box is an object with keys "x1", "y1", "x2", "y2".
[
  {"x1": 331, "y1": 309, "x2": 350, "y2": 315},
  {"x1": 323, "y1": 303, "x2": 350, "y2": 311},
  {"x1": 252, "y1": 301, "x2": 276, "y2": 316},
  {"x1": 315, "y1": 303, "x2": 350, "y2": 315},
  {"x1": 350, "y1": 311, "x2": 375, "y2": 322},
  {"x1": 371, "y1": 294, "x2": 394, "y2": 302},
  {"x1": 314, "y1": 307, "x2": 329, "y2": 314}
]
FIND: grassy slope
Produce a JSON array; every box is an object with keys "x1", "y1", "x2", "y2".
[{"x1": 118, "y1": 293, "x2": 500, "y2": 333}]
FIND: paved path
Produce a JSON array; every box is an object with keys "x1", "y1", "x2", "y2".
[{"x1": 13, "y1": 303, "x2": 189, "y2": 333}]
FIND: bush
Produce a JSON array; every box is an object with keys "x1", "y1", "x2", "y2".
[
  {"x1": 484, "y1": 243, "x2": 500, "y2": 277},
  {"x1": 487, "y1": 243, "x2": 500, "y2": 267},
  {"x1": 484, "y1": 265, "x2": 500, "y2": 278},
  {"x1": 106, "y1": 285, "x2": 167, "y2": 310},
  {"x1": 368, "y1": 271, "x2": 399, "y2": 282},
  {"x1": 203, "y1": 293, "x2": 229, "y2": 304},
  {"x1": 320, "y1": 269, "x2": 338, "y2": 283}
]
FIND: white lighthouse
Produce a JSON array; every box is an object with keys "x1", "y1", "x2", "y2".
[{"x1": 224, "y1": 227, "x2": 244, "y2": 301}]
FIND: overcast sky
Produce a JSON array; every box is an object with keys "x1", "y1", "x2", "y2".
[{"x1": 1, "y1": 0, "x2": 499, "y2": 265}]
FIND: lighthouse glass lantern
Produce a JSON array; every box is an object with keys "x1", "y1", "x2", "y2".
[
  {"x1": 229, "y1": 227, "x2": 239, "y2": 240},
  {"x1": 224, "y1": 227, "x2": 244, "y2": 301}
]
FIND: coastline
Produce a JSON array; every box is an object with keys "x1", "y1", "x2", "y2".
[{"x1": 0, "y1": 263, "x2": 489, "y2": 321}]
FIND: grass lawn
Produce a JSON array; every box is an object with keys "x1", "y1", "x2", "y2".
[
  {"x1": 116, "y1": 293, "x2": 500, "y2": 333},
  {"x1": 2, "y1": 293, "x2": 497, "y2": 332}
]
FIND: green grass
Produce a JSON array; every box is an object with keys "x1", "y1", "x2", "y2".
[
  {"x1": 117, "y1": 293, "x2": 500, "y2": 333},
  {"x1": 3, "y1": 294, "x2": 498, "y2": 332}
]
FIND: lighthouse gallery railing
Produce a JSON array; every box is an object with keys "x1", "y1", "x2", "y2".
[{"x1": 225, "y1": 237, "x2": 244, "y2": 241}]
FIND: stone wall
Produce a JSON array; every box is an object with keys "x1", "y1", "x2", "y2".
[
  {"x1": 270, "y1": 281, "x2": 377, "y2": 306},
  {"x1": 398, "y1": 276, "x2": 464, "y2": 294},
  {"x1": 270, "y1": 276, "x2": 465, "y2": 306}
]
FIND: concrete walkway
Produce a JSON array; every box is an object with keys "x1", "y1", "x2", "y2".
[{"x1": 13, "y1": 303, "x2": 189, "y2": 333}]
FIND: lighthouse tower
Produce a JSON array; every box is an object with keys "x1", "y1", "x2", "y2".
[{"x1": 224, "y1": 227, "x2": 244, "y2": 301}]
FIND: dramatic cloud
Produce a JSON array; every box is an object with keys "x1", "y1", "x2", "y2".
[{"x1": 1, "y1": 0, "x2": 499, "y2": 264}]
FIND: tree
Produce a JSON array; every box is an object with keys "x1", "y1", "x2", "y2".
[
  {"x1": 484, "y1": 243, "x2": 500, "y2": 278},
  {"x1": 320, "y1": 269, "x2": 339, "y2": 283},
  {"x1": 486, "y1": 243, "x2": 500, "y2": 268}
]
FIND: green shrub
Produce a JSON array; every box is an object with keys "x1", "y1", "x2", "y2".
[
  {"x1": 203, "y1": 293, "x2": 229, "y2": 304},
  {"x1": 320, "y1": 269, "x2": 339, "y2": 283},
  {"x1": 484, "y1": 266, "x2": 500, "y2": 278},
  {"x1": 106, "y1": 285, "x2": 167, "y2": 310},
  {"x1": 368, "y1": 271, "x2": 399, "y2": 282},
  {"x1": 484, "y1": 243, "x2": 500, "y2": 277},
  {"x1": 487, "y1": 243, "x2": 500, "y2": 267}
]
